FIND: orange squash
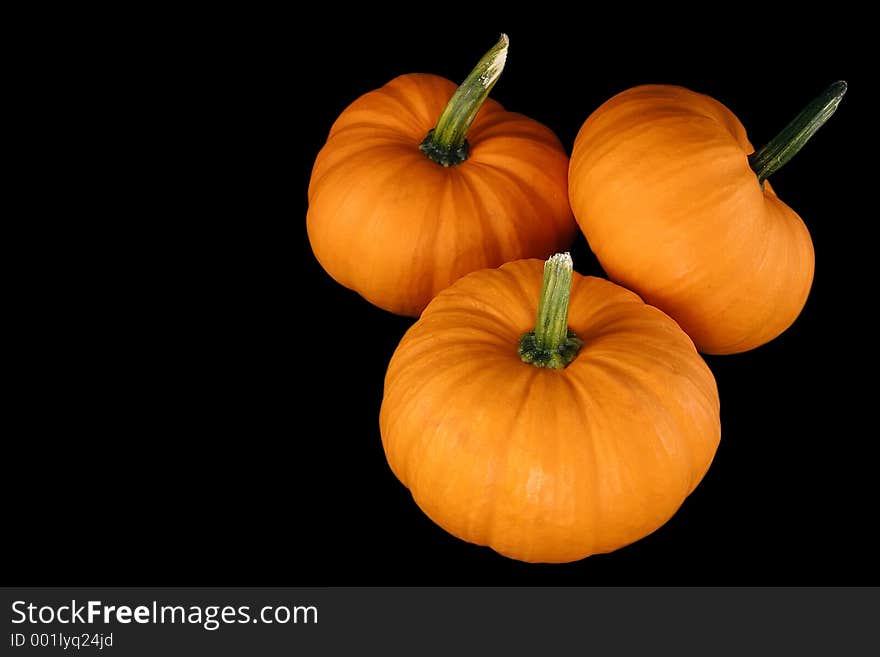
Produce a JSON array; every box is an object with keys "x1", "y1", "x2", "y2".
[
  {"x1": 308, "y1": 35, "x2": 575, "y2": 316},
  {"x1": 380, "y1": 254, "x2": 720, "y2": 563},
  {"x1": 569, "y1": 82, "x2": 846, "y2": 354}
]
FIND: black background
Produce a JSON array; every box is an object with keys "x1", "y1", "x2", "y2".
[{"x1": 9, "y1": 11, "x2": 875, "y2": 585}]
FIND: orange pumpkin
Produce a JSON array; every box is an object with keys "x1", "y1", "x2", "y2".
[
  {"x1": 308, "y1": 35, "x2": 575, "y2": 316},
  {"x1": 380, "y1": 254, "x2": 720, "y2": 563},
  {"x1": 569, "y1": 82, "x2": 846, "y2": 354}
]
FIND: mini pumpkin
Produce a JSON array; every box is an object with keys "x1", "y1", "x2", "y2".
[
  {"x1": 380, "y1": 254, "x2": 720, "y2": 563},
  {"x1": 569, "y1": 82, "x2": 846, "y2": 354},
  {"x1": 308, "y1": 35, "x2": 575, "y2": 316}
]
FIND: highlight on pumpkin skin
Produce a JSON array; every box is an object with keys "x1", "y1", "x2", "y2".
[
  {"x1": 568, "y1": 81, "x2": 847, "y2": 354},
  {"x1": 307, "y1": 34, "x2": 575, "y2": 317},
  {"x1": 380, "y1": 255, "x2": 721, "y2": 563}
]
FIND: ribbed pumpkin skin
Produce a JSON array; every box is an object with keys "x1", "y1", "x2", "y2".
[
  {"x1": 380, "y1": 260, "x2": 720, "y2": 563},
  {"x1": 308, "y1": 74, "x2": 575, "y2": 317},
  {"x1": 569, "y1": 85, "x2": 815, "y2": 354}
]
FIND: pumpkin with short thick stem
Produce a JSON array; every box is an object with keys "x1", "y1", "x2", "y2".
[
  {"x1": 380, "y1": 254, "x2": 720, "y2": 563},
  {"x1": 568, "y1": 82, "x2": 846, "y2": 354},
  {"x1": 307, "y1": 35, "x2": 575, "y2": 316}
]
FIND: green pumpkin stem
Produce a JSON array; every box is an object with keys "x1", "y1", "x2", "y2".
[
  {"x1": 519, "y1": 253, "x2": 583, "y2": 369},
  {"x1": 419, "y1": 34, "x2": 509, "y2": 167},
  {"x1": 749, "y1": 81, "x2": 847, "y2": 185}
]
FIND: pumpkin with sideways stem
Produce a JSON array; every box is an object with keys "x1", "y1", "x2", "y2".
[
  {"x1": 380, "y1": 253, "x2": 720, "y2": 563},
  {"x1": 569, "y1": 82, "x2": 847, "y2": 354},
  {"x1": 308, "y1": 34, "x2": 575, "y2": 316}
]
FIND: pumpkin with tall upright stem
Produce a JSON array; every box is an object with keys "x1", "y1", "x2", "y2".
[
  {"x1": 308, "y1": 35, "x2": 575, "y2": 316},
  {"x1": 380, "y1": 254, "x2": 720, "y2": 563}
]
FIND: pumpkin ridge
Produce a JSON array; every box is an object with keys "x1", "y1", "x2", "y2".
[
  {"x1": 467, "y1": 112, "x2": 564, "y2": 149},
  {"x1": 474, "y1": 151, "x2": 570, "y2": 216},
  {"x1": 557, "y1": 372, "x2": 601, "y2": 557},
  {"x1": 342, "y1": 74, "x2": 446, "y2": 138},
  {"x1": 466, "y1": 160, "x2": 562, "y2": 241},
  {"x1": 383, "y1": 351, "x2": 481, "y2": 488},
  {"x1": 308, "y1": 140, "x2": 419, "y2": 199},
  {"x1": 578, "y1": 340, "x2": 719, "y2": 497},
  {"x1": 418, "y1": 305, "x2": 522, "y2": 345},
  {"x1": 453, "y1": 169, "x2": 506, "y2": 267},
  {"x1": 456, "y1": 169, "x2": 528, "y2": 259},
  {"x1": 619, "y1": 357, "x2": 699, "y2": 500},
  {"x1": 485, "y1": 365, "x2": 539, "y2": 554},
  {"x1": 404, "y1": 360, "x2": 514, "y2": 507},
  {"x1": 425, "y1": 171, "x2": 456, "y2": 300},
  {"x1": 320, "y1": 122, "x2": 419, "y2": 144},
  {"x1": 570, "y1": 357, "x2": 691, "y2": 549},
  {"x1": 311, "y1": 151, "x2": 427, "y2": 296}
]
